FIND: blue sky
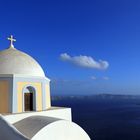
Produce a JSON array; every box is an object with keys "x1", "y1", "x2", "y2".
[{"x1": 0, "y1": 0, "x2": 140, "y2": 95}]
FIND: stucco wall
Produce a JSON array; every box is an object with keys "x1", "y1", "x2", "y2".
[
  {"x1": 46, "y1": 84, "x2": 51, "y2": 108},
  {"x1": 0, "y1": 81, "x2": 9, "y2": 113},
  {"x1": 32, "y1": 120, "x2": 91, "y2": 140},
  {"x1": 17, "y1": 82, "x2": 42, "y2": 113}
]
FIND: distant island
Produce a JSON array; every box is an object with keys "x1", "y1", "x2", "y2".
[{"x1": 51, "y1": 94, "x2": 140, "y2": 101}]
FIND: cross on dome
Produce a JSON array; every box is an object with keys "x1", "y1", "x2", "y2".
[{"x1": 8, "y1": 35, "x2": 16, "y2": 48}]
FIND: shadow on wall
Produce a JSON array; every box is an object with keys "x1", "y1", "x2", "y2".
[{"x1": 0, "y1": 115, "x2": 28, "y2": 140}]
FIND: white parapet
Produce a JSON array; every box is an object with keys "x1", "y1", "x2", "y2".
[{"x1": 4, "y1": 107, "x2": 72, "y2": 124}]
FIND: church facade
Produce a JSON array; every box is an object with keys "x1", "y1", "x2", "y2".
[{"x1": 0, "y1": 74, "x2": 51, "y2": 113}]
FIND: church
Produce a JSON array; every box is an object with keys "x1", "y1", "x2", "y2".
[{"x1": 0, "y1": 35, "x2": 90, "y2": 140}]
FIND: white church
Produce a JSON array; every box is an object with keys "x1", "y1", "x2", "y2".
[{"x1": 0, "y1": 35, "x2": 90, "y2": 140}]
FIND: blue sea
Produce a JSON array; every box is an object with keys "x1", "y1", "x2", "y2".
[{"x1": 52, "y1": 95, "x2": 140, "y2": 140}]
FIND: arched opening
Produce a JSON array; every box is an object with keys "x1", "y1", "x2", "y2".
[
  {"x1": 23, "y1": 86, "x2": 36, "y2": 112},
  {"x1": 24, "y1": 92, "x2": 33, "y2": 111}
]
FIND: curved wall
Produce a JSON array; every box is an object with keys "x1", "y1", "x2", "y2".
[{"x1": 32, "y1": 120, "x2": 90, "y2": 140}]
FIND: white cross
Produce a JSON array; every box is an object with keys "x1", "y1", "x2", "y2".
[{"x1": 8, "y1": 35, "x2": 16, "y2": 48}]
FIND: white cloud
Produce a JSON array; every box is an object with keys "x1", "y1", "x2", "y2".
[
  {"x1": 103, "y1": 76, "x2": 109, "y2": 80},
  {"x1": 60, "y1": 53, "x2": 109, "y2": 70}
]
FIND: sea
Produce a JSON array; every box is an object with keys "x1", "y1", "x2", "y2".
[{"x1": 52, "y1": 94, "x2": 140, "y2": 140}]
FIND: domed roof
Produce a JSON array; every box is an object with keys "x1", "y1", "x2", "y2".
[{"x1": 0, "y1": 47, "x2": 45, "y2": 77}]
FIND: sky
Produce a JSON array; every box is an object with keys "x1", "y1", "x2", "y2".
[{"x1": 0, "y1": 0, "x2": 140, "y2": 95}]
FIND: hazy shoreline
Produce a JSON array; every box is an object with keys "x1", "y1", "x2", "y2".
[{"x1": 51, "y1": 94, "x2": 140, "y2": 101}]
